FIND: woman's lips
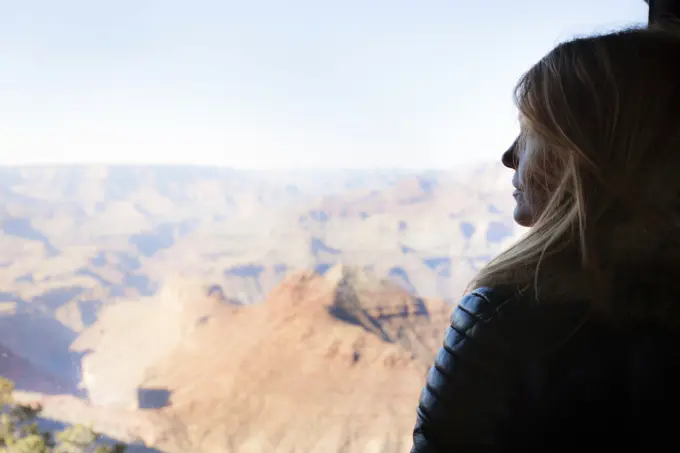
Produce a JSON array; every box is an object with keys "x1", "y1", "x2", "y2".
[{"x1": 512, "y1": 189, "x2": 521, "y2": 198}]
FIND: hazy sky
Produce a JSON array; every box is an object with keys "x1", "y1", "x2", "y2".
[{"x1": 0, "y1": 0, "x2": 647, "y2": 169}]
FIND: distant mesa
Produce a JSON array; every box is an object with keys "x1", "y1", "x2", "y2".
[{"x1": 321, "y1": 264, "x2": 447, "y2": 361}]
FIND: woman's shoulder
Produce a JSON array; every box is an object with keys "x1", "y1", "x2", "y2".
[
  {"x1": 456, "y1": 286, "x2": 516, "y2": 316},
  {"x1": 414, "y1": 287, "x2": 581, "y2": 449},
  {"x1": 451, "y1": 286, "x2": 589, "y2": 358}
]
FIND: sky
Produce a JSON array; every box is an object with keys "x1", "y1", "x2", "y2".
[{"x1": 0, "y1": 0, "x2": 648, "y2": 169}]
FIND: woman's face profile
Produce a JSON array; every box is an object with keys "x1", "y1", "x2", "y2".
[{"x1": 502, "y1": 135, "x2": 542, "y2": 227}]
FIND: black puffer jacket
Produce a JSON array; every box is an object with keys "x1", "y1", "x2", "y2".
[{"x1": 411, "y1": 286, "x2": 680, "y2": 451}]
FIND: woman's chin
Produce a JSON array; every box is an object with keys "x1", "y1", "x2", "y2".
[{"x1": 513, "y1": 205, "x2": 534, "y2": 227}]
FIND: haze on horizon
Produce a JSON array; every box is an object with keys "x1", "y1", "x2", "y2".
[{"x1": 1, "y1": 0, "x2": 646, "y2": 169}]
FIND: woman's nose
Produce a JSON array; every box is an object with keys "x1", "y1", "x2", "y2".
[{"x1": 502, "y1": 138, "x2": 518, "y2": 169}]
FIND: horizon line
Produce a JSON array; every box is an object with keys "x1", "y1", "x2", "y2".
[{"x1": 0, "y1": 161, "x2": 498, "y2": 171}]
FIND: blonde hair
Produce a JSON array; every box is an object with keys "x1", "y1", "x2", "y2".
[{"x1": 469, "y1": 26, "x2": 680, "y2": 306}]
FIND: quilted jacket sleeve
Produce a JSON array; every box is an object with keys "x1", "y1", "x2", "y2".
[{"x1": 411, "y1": 287, "x2": 525, "y2": 452}]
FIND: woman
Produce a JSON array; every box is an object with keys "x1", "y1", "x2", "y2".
[{"x1": 411, "y1": 26, "x2": 680, "y2": 451}]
